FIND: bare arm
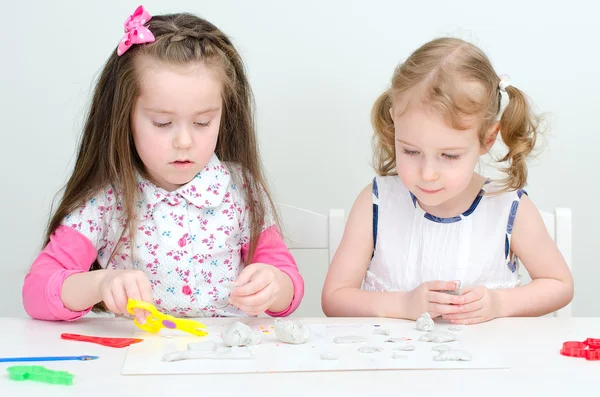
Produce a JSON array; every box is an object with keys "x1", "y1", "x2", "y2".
[
  {"x1": 494, "y1": 195, "x2": 574, "y2": 317},
  {"x1": 321, "y1": 184, "x2": 413, "y2": 318}
]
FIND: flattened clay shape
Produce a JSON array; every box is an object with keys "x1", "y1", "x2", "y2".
[
  {"x1": 419, "y1": 331, "x2": 456, "y2": 343},
  {"x1": 373, "y1": 328, "x2": 390, "y2": 336},
  {"x1": 434, "y1": 349, "x2": 472, "y2": 361},
  {"x1": 320, "y1": 352, "x2": 340, "y2": 360},
  {"x1": 392, "y1": 344, "x2": 416, "y2": 351},
  {"x1": 358, "y1": 346, "x2": 383, "y2": 354},
  {"x1": 432, "y1": 344, "x2": 452, "y2": 352},
  {"x1": 385, "y1": 338, "x2": 408, "y2": 344},
  {"x1": 333, "y1": 336, "x2": 368, "y2": 344}
]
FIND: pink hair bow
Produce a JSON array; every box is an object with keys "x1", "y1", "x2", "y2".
[{"x1": 117, "y1": 5, "x2": 155, "y2": 56}]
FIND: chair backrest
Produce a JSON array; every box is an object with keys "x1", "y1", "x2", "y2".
[
  {"x1": 276, "y1": 204, "x2": 345, "y2": 263},
  {"x1": 529, "y1": 208, "x2": 573, "y2": 317}
]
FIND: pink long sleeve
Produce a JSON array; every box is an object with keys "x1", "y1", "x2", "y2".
[
  {"x1": 241, "y1": 225, "x2": 304, "y2": 317},
  {"x1": 22, "y1": 225, "x2": 97, "y2": 321}
]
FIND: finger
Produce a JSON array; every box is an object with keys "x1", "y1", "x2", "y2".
[
  {"x1": 102, "y1": 292, "x2": 119, "y2": 314},
  {"x1": 136, "y1": 275, "x2": 154, "y2": 322},
  {"x1": 233, "y1": 265, "x2": 257, "y2": 288},
  {"x1": 428, "y1": 291, "x2": 464, "y2": 305},
  {"x1": 458, "y1": 299, "x2": 483, "y2": 313},
  {"x1": 112, "y1": 285, "x2": 129, "y2": 315},
  {"x1": 136, "y1": 273, "x2": 153, "y2": 302},
  {"x1": 443, "y1": 308, "x2": 483, "y2": 321},
  {"x1": 124, "y1": 278, "x2": 146, "y2": 323},
  {"x1": 230, "y1": 283, "x2": 275, "y2": 308},
  {"x1": 124, "y1": 277, "x2": 142, "y2": 301},
  {"x1": 425, "y1": 280, "x2": 461, "y2": 292},
  {"x1": 233, "y1": 271, "x2": 272, "y2": 297},
  {"x1": 442, "y1": 309, "x2": 483, "y2": 324},
  {"x1": 429, "y1": 302, "x2": 465, "y2": 315},
  {"x1": 237, "y1": 295, "x2": 278, "y2": 316},
  {"x1": 460, "y1": 289, "x2": 483, "y2": 305},
  {"x1": 261, "y1": 295, "x2": 278, "y2": 313},
  {"x1": 449, "y1": 315, "x2": 485, "y2": 325}
]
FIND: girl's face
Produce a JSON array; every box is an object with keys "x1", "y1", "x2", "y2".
[
  {"x1": 132, "y1": 56, "x2": 223, "y2": 192},
  {"x1": 391, "y1": 102, "x2": 495, "y2": 211}
]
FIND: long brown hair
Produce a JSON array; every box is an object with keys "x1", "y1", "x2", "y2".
[
  {"x1": 44, "y1": 12, "x2": 277, "y2": 311},
  {"x1": 371, "y1": 37, "x2": 541, "y2": 191}
]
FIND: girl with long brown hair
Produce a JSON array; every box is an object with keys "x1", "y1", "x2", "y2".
[{"x1": 23, "y1": 6, "x2": 303, "y2": 322}]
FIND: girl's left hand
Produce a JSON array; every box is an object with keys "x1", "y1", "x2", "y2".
[
  {"x1": 229, "y1": 263, "x2": 281, "y2": 316},
  {"x1": 442, "y1": 286, "x2": 500, "y2": 325}
]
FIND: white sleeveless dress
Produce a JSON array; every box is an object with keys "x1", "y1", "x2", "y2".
[{"x1": 363, "y1": 175, "x2": 526, "y2": 292}]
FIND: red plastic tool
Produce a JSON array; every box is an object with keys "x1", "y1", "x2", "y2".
[
  {"x1": 60, "y1": 333, "x2": 143, "y2": 348},
  {"x1": 560, "y1": 338, "x2": 600, "y2": 361}
]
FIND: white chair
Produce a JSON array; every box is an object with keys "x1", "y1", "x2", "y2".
[
  {"x1": 275, "y1": 204, "x2": 345, "y2": 317},
  {"x1": 276, "y1": 204, "x2": 573, "y2": 318},
  {"x1": 532, "y1": 208, "x2": 573, "y2": 318},
  {"x1": 519, "y1": 208, "x2": 573, "y2": 317},
  {"x1": 276, "y1": 204, "x2": 345, "y2": 264}
]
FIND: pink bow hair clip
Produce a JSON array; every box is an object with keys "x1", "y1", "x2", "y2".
[{"x1": 117, "y1": 5, "x2": 155, "y2": 56}]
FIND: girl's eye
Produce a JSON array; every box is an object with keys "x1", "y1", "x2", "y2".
[
  {"x1": 153, "y1": 121, "x2": 171, "y2": 128},
  {"x1": 194, "y1": 121, "x2": 211, "y2": 127},
  {"x1": 443, "y1": 154, "x2": 461, "y2": 160},
  {"x1": 403, "y1": 148, "x2": 420, "y2": 156}
]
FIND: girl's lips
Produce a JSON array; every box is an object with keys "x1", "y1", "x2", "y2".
[
  {"x1": 171, "y1": 160, "x2": 194, "y2": 169},
  {"x1": 418, "y1": 186, "x2": 443, "y2": 194}
]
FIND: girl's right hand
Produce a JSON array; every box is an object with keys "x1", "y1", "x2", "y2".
[
  {"x1": 404, "y1": 280, "x2": 465, "y2": 320},
  {"x1": 97, "y1": 269, "x2": 153, "y2": 323}
]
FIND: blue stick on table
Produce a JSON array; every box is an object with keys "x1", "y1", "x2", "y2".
[{"x1": 0, "y1": 355, "x2": 98, "y2": 363}]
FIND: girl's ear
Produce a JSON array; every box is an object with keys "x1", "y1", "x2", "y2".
[{"x1": 481, "y1": 121, "x2": 500, "y2": 155}]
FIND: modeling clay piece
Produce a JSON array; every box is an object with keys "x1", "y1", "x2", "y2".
[
  {"x1": 273, "y1": 319, "x2": 310, "y2": 344},
  {"x1": 333, "y1": 336, "x2": 368, "y2": 344},
  {"x1": 162, "y1": 342, "x2": 252, "y2": 362},
  {"x1": 432, "y1": 344, "x2": 452, "y2": 352},
  {"x1": 358, "y1": 346, "x2": 383, "y2": 354},
  {"x1": 420, "y1": 331, "x2": 456, "y2": 343},
  {"x1": 416, "y1": 312, "x2": 434, "y2": 332},
  {"x1": 222, "y1": 281, "x2": 237, "y2": 290},
  {"x1": 7, "y1": 366, "x2": 74, "y2": 385},
  {"x1": 385, "y1": 338, "x2": 408, "y2": 344},
  {"x1": 434, "y1": 349, "x2": 472, "y2": 361},
  {"x1": 320, "y1": 352, "x2": 340, "y2": 360},
  {"x1": 373, "y1": 328, "x2": 390, "y2": 336},
  {"x1": 126, "y1": 299, "x2": 207, "y2": 337},
  {"x1": 222, "y1": 322, "x2": 261, "y2": 347},
  {"x1": 440, "y1": 280, "x2": 462, "y2": 296},
  {"x1": 392, "y1": 344, "x2": 416, "y2": 351}
]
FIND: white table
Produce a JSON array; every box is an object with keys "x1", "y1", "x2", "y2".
[{"x1": 0, "y1": 316, "x2": 597, "y2": 396}]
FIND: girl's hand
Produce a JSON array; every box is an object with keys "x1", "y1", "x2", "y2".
[
  {"x1": 98, "y1": 269, "x2": 153, "y2": 323},
  {"x1": 404, "y1": 280, "x2": 464, "y2": 320},
  {"x1": 442, "y1": 286, "x2": 500, "y2": 324},
  {"x1": 229, "y1": 263, "x2": 282, "y2": 316}
]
